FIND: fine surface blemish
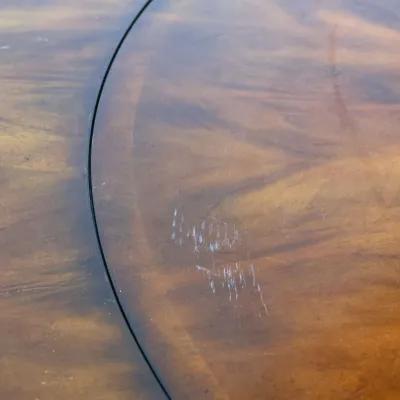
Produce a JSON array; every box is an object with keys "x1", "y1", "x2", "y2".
[{"x1": 171, "y1": 207, "x2": 269, "y2": 316}]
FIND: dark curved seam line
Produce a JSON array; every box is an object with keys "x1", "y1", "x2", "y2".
[{"x1": 87, "y1": 1, "x2": 171, "y2": 399}]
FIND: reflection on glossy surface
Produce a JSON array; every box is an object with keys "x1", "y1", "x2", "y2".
[
  {"x1": 0, "y1": 1, "x2": 166, "y2": 399},
  {"x1": 93, "y1": 0, "x2": 400, "y2": 398}
]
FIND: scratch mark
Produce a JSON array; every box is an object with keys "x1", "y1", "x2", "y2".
[{"x1": 171, "y1": 208, "x2": 269, "y2": 317}]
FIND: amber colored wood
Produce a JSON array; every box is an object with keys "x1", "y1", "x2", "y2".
[
  {"x1": 0, "y1": 1, "x2": 166, "y2": 399},
  {"x1": 93, "y1": 1, "x2": 400, "y2": 399}
]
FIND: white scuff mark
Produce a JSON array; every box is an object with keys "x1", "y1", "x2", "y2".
[
  {"x1": 193, "y1": 225, "x2": 199, "y2": 253},
  {"x1": 34, "y1": 36, "x2": 49, "y2": 43},
  {"x1": 250, "y1": 264, "x2": 256, "y2": 287},
  {"x1": 170, "y1": 206, "x2": 270, "y2": 317},
  {"x1": 257, "y1": 283, "x2": 269, "y2": 316},
  {"x1": 196, "y1": 264, "x2": 219, "y2": 279},
  {"x1": 227, "y1": 278, "x2": 232, "y2": 301},
  {"x1": 209, "y1": 279, "x2": 216, "y2": 294},
  {"x1": 0, "y1": 45, "x2": 10, "y2": 50},
  {"x1": 196, "y1": 264, "x2": 210, "y2": 273}
]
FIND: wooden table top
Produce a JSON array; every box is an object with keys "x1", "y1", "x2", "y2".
[
  {"x1": 0, "y1": 1, "x2": 166, "y2": 399},
  {"x1": 3, "y1": 0, "x2": 400, "y2": 399}
]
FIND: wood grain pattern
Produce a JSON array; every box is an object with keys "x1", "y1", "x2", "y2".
[
  {"x1": 0, "y1": 1, "x2": 166, "y2": 399},
  {"x1": 93, "y1": 0, "x2": 400, "y2": 398}
]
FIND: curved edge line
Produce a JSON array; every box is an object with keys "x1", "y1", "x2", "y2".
[{"x1": 87, "y1": 1, "x2": 172, "y2": 399}]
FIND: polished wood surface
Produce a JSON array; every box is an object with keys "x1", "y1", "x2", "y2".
[
  {"x1": 0, "y1": 1, "x2": 166, "y2": 399},
  {"x1": 93, "y1": 0, "x2": 400, "y2": 399}
]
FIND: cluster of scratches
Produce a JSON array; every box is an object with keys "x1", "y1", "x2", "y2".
[{"x1": 171, "y1": 208, "x2": 269, "y2": 317}]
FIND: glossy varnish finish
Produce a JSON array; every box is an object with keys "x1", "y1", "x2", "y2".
[
  {"x1": 0, "y1": 1, "x2": 166, "y2": 399},
  {"x1": 93, "y1": 0, "x2": 400, "y2": 399}
]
